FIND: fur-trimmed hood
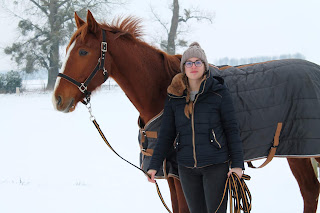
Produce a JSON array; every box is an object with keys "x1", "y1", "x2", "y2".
[
  {"x1": 167, "y1": 69, "x2": 226, "y2": 119},
  {"x1": 167, "y1": 70, "x2": 225, "y2": 98}
]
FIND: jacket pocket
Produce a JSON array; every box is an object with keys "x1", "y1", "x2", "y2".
[
  {"x1": 173, "y1": 132, "x2": 180, "y2": 151},
  {"x1": 210, "y1": 129, "x2": 222, "y2": 149}
]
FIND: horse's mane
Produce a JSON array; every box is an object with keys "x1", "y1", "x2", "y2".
[
  {"x1": 67, "y1": 16, "x2": 180, "y2": 78},
  {"x1": 105, "y1": 16, "x2": 144, "y2": 39}
]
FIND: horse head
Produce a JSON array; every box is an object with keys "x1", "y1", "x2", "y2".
[
  {"x1": 53, "y1": 11, "x2": 111, "y2": 112},
  {"x1": 53, "y1": 10, "x2": 181, "y2": 125}
]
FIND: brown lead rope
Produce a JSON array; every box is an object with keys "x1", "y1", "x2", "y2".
[
  {"x1": 215, "y1": 173, "x2": 252, "y2": 213},
  {"x1": 91, "y1": 119, "x2": 172, "y2": 213},
  {"x1": 85, "y1": 102, "x2": 172, "y2": 213}
]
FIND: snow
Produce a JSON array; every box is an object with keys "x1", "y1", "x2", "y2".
[{"x1": 0, "y1": 86, "x2": 318, "y2": 212}]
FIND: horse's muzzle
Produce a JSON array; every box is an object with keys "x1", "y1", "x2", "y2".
[{"x1": 53, "y1": 94, "x2": 75, "y2": 113}]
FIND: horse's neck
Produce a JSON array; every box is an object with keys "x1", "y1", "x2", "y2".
[{"x1": 109, "y1": 39, "x2": 174, "y2": 126}]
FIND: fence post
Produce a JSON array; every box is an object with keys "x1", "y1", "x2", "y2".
[{"x1": 16, "y1": 87, "x2": 20, "y2": 95}]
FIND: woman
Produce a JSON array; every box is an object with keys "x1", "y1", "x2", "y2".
[{"x1": 147, "y1": 42, "x2": 244, "y2": 213}]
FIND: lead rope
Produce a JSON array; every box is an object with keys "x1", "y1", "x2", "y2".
[
  {"x1": 215, "y1": 173, "x2": 252, "y2": 213},
  {"x1": 85, "y1": 103, "x2": 172, "y2": 213}
]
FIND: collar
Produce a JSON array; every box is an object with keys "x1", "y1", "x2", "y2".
[{"x1": 167, "y1": 71, "x2": 211, "y2": 97}]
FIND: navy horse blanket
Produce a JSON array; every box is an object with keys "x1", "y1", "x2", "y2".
[{"x1": 139, "y1": 59, "x2": 320, "y2": 178}]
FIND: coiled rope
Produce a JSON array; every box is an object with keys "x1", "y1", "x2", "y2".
[{"x1": 216, "y1": 173, "x2": 252, "y2": 213}]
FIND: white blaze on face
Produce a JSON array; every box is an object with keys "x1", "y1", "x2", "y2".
[{"x1": 52, "y1": 41, "x2": 76, "y2": 108}]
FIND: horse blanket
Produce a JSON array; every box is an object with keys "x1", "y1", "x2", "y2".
[
  {"x1": 138, "y1": 59, "x2": 320, "y2": 178},
  {"x1": 213, "y1": 59, "x2": 320, "y2": 161},
  {"x1": 138, "y1": 113, "x2": 178, "y2": 179}
]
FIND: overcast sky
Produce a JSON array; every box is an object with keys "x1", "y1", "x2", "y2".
[{"x1": 0, "y1": 0, "x2": 319, "y2": 72}]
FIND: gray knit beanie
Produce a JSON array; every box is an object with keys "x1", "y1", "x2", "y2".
[{"x1": 180, "y1": 42, "x2": 209, "y2": 72}]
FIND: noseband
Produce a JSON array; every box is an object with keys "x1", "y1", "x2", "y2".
[{"x1": 57, "y1": 29, "x2": 109, "y2": 105}]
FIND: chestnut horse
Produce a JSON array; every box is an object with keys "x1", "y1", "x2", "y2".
[{"x1": 52, "y1": 11, "x2": 320, "y2": 213}]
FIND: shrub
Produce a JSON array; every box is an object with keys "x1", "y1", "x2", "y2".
[
  {"x1": 0, "y1": 73, "x2": 5, "y2": 93},
  {"x1": 5, "y1": 71, "x2": 22, "y2": 93},
  {"x1": 0, "y1": 71, "x2": 22, "y2": 93}
]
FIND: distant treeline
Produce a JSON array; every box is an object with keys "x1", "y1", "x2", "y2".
[{"x1": 214, "y1": 53, "x2": 305, "y2": 66}]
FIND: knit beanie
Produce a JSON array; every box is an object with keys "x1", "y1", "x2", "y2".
[{"x1": 180, "y1": 42, "x2": 209, "y2": 72}]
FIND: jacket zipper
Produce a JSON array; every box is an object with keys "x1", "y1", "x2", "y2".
[
  {"x1": 191, "y1": 105, "x2": 197, "y2": 167},
  {"x1": 168, "y1": 75, "x2": 209, "y2": 168},
  {"x1": 191, "y1": 78, "x2": 208, "y2": 168},
  {"x1": 174, "y1": 132, "x2": 180, "y2": 149},
  {"x1": 211, "y1": 129, "x2": 221, "y2": 148}
]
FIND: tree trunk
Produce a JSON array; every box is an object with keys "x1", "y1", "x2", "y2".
[
  {"x1": 47, "y1": 40, "x2": 60, "y2": 90},
  {"x1": 167, "y1": 0, "x2": 179, "y2": 55},
  {"x1": 47, "y1": 0, "x2": 60, "y2": 90}
]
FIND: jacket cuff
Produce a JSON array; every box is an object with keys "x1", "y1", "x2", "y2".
[{"x1": 231, "y1": 161, "x2": 245, "y2": 170}]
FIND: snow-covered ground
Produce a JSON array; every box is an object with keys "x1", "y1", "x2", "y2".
[{"x1": 0, "y1": 86, "x2": 318, "y2": 213}]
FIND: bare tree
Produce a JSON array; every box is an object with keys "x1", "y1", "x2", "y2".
[
  {"x1": 151, "y1": 0, "x2": 214, "y2": 55},
  {"x1": 3, "y1": 0, "x2": 124, "y2": 90}
]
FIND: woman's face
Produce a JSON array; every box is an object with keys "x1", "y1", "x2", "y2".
[{"x1": 184, "y1": 57, "x2": 205, "y2": 81}]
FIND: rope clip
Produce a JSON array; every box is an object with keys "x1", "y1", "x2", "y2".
[{"x1": 86, "y1": 102, "x2": 95, "y2": 121}]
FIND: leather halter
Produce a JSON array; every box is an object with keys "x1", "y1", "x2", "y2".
[{"x1": 57, "y1": 29, "x2": 109, "y2": 105}]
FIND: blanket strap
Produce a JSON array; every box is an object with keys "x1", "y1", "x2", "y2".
[
  {"x1": 139, "y1": 146, "x2": 154, "y2": 156},
  {"x1": 247, "y1": 122, "x2": 283, "y2": 169},
  {"x1": 140, "y1": 130, "x2": 158, "y2": 156}
]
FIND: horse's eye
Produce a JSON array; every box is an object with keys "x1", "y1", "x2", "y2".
[{"x1": 79, "y1": 49, "x2": 88, "y2": 56}]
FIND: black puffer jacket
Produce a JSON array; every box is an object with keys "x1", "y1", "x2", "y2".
[{"x1": 148, "y1": 71, "x2": 244, "y2": 171}]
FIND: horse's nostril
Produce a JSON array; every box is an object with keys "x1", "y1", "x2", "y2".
[{"x1": 57, "y1": 95, "x2": 62, "y2": 106}]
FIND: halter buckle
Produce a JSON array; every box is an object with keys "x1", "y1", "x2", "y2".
[
  {"x1": 103, "y1": 68, "x2": 108, "y2": 76},
  {"x1": 79, "y1": 83, "x2": 87, "y2": 93},
  {"x1": 101, "y1": 42, "x2": 107, "y2": 52}
]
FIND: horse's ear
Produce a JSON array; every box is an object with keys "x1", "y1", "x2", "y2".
[
  {"x1": 87, "y1": 10, "x2": 100, "y2": 34},
  {"x1": 74, "y1": 12, "x2": 85, "y2": 29}
]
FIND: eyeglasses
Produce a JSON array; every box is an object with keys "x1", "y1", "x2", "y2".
[{"x1": 184, "y1": 60, "x2": 203, "y2": 68}]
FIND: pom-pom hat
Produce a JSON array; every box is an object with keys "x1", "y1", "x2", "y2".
[{"x1": 180, "y1": 42, "x2": 209, "y2": 72}]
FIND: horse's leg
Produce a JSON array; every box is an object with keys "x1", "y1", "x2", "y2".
[
  {"x1": 173, "y1": 178, "x2": 189, "y2": 213},
  {"x1": 287, "y1": 158, "x2": 320, "y2": 213},
  {"x1": 167, "y1": 177, "x2": 179, "y2": 213},
  {"x1": 167, "y1": 177, "x2": 190, "y2": 213}
]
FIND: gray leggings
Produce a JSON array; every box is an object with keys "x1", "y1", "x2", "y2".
[{"x1": 178, "y1": 163, "x2": 229, "y2": 213}]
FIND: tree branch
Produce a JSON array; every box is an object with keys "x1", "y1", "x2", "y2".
[
  {"x1": 19, "y1": 32, "x2": 46, "y2": 47},
  {"x1": 4, "y1": 8, "x2": 47, "y2": 36},
  {"x1": 179, "y1": 15, "x2": 212, "y2": 23},
  {"x1": 29, "y1": 0, "x2": 48, "y2": 16},
  {"x1": 38, "y1": 55, "x2": 49, "y2": 70},
  {"x1": 39, "y1": 0, "x2": 49, "y2": 5},
  {"x1": 150, "y1": 6, "x2": 169, "y2": 34},
  {"x1": 57, "y1": 0, "x2": 69, "y2": 8},
  {"x1": 179, "y1": 8, "x2": 213, "y2": 24}
]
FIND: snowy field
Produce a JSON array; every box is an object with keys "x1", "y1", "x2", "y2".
[{"x1": 0, "y1": 86, "x2": 319, "y2": 213}]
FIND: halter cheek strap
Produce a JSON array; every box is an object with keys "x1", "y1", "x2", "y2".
[{"x1": 57, "y1": 29, "x2": 109, "y2": 104}]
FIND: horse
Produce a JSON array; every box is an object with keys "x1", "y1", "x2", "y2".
[{"x1": 52, "y1": 10, "x2": 320, "y2": 213}]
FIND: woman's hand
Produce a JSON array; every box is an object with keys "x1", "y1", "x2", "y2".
[
  {"x1": 147, "y1": 169, "x2": 157, "y2": 183},
  {"x1": 228, "y1": 167, "x2": 243, "y2": 178}
]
